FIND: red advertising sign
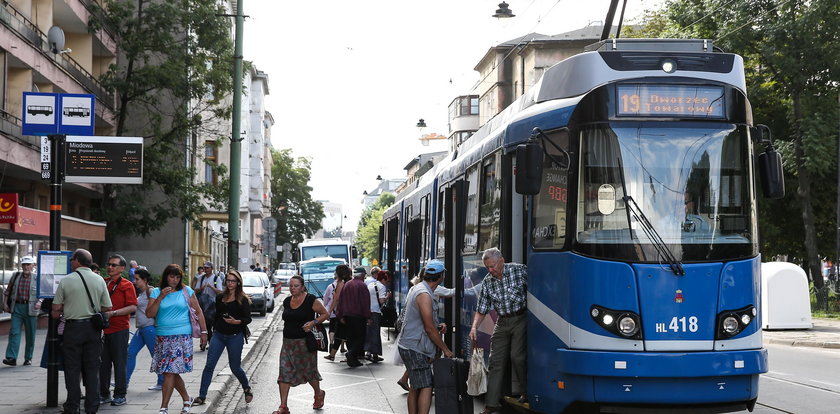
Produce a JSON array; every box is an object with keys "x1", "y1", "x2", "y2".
[
  {"x1": 0, "y1": 193, "x2": 18, "y2": 224},
  {"x1": 13, "y1": 206, "x2": 49, "y2": 236}
]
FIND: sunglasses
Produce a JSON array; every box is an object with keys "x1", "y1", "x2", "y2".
[{"x1": 106, "y1": 263, "x2": 123, "y2": 267}]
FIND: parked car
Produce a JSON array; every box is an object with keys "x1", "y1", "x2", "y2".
[
  {"x1": 240, "y1": 271, "x2": 274, "y2": 316},
  {"x1": 271, "y1": 262, "x2": 297, "y2": 288},
  {"x1": 299, "y1": 257, "x2": 346, "y2": 298}
]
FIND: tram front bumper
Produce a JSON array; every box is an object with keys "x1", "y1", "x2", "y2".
[{"x1": 537, "y1": 348, "x2": 766, "y2": 409}]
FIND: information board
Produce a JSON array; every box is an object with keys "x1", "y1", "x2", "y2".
[
  {"x1": 36, "y1": 250, "x2": 73, "y2": 299},
  {"x1": 65, "y1": 136, "x2": 143, "y2": 184}
]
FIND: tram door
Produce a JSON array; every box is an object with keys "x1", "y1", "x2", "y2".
[
  {"x1": 439, "y1": 184, "x2": 456, "y2": 351},
  {"x1": 404, "y1": 215, "x2": 422, "y2": 286},
  {"x1": 441, "y1": 180, "x2": 469, "y2": 356},
  {"x1": 385, "y1": 216, "x2": 400, "y2": 302}
]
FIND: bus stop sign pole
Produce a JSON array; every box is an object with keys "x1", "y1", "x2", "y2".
[{"x1": 46, "y1": 133, "x2": 64, "y2": 407}]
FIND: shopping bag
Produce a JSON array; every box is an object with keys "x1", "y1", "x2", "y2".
[{"x1": 466, "y1": 348, "x2": 488, "y2": 396}]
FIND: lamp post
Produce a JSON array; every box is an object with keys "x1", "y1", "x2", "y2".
[{"x1": 227, "y1": 0, "x2": 245, "y2": 270}]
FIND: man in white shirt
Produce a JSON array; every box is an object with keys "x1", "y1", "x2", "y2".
[{"x1": 364, "y1": 268, "x2": 387, "y2": 362}]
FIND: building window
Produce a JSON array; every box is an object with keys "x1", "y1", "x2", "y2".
[
  {"x1": 205, "y1": 141, "x2": 218, "y2": 185},
  {"x1": 448, "y1": 95, "x2": 479, "y2": 121}
]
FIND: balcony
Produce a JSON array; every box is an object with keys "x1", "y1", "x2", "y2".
[{"x1": 0, "y1": 3, "x2": 114, "y2": 109}]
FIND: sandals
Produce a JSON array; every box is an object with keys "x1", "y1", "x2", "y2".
[
  {"x1": 323, "y1": 355, "x2": 334, "y2": 361},
  {"x1": 313, "y1": 389, "x2": 326, "y2": 409},
  {"x1": 191, "y1": 397, "x2": 205, "y2": 406},
  {"x1": 244, "y1": 388, "x2": 253, "y2": 404},
  {"x1": 272, "y1": 405, "x2": 290, "y2": 414},
  {"x1": 181, "y1": 397, "x2": 194, "y2": 413},
  {"x1": 159, "y1": 409, "x2": 168, "y2": 414},
  {"x1": 397, "y1": 380, "x2": 410, "y2": 391}
]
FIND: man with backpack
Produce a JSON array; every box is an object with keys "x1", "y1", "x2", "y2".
[{"x1": 194, "y1": 261, "x2": 223, "y2": 350}]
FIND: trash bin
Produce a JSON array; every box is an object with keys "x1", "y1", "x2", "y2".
[{"x1": 760, "y1": 261, "x2": 812, "y2": 329}]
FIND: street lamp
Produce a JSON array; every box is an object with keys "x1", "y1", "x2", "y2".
[
  {"x1": 416, "y1": 118, "x2": 427, "y2": 128},
  {"x1": 492, "y1": 2, "x2": 515, "y2": 18},
  {"x1": 376, "y1": 175, "x2": 383, "y2": 180}
]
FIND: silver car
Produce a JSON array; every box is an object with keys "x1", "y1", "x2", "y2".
[{"x1": 240, "y1": 271, "x2": 275, "y2": 316}]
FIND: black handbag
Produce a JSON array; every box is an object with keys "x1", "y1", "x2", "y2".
[
  {"x1": 305, "y1": 323, "x2": 328, "y2": 352},
  {"x1": 380, "y1": 303, "x2": 398, "y2": 328},
  {"x1": 77, "y1": 271, "x2": 109, "y2": 330}
]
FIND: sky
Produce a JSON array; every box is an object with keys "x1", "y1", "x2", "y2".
[{"x1": 242, "y1": 0, "x2": 663, "y2": 230}]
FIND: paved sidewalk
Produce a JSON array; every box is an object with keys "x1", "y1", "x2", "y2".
[
  {"x1": 0, "y1": 300, "x2": 283, "y2": 414},
  {"x1": 762, "y1": 317, "x2": 840, "y2": 349}
]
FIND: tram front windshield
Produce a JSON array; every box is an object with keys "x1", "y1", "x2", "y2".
[{"x1": 572, "y1": 122, "x2": 757, "y2": 262}]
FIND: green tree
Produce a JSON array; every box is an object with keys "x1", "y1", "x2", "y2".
[
  {"x1": 88, "y1": 0, "x2": 234, "y2": 249},
  {"x1": 356, "y1": 193, "x2": 396, "y2": 262},
  {"x1": 630, "y1": 0, "x2": 840, "y2": 291},
  {"x1": 270, "y1": 149, "x2": 324, "y2": 249}
]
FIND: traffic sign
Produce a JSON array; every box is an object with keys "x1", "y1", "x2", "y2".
[
  {"x1": 64, "y1": 136, "x2": 143, "y2": 184},
  {"x1": 22, "y1": 92, "x2": 58, "y2": 136},
  {"x1": 59, "y1": 94, "x2": 95, "y2": 135},
  {"x1": 22, "y1": 92, "x2": 95, "y2": 136}
]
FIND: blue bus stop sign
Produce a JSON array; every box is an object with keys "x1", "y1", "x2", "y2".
[{"x1": 22, "y1": 92, "x2": 95, "y2": 136}]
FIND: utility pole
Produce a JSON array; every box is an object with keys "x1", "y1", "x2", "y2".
[
  {"x1": 227, "y1": 0, "x2": 244, "y2": 270},
  {"x1": 46, "y1": 134, "x2": 64, "y2": 407}
]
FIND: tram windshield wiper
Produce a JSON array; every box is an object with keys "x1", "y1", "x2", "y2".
[{"x1": 617, "y1": 158, "x2": 685, "y2": 276}]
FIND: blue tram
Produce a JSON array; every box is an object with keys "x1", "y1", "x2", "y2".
[{"x1": 381, "y1": 38, "x2": 784, "y2": 413}]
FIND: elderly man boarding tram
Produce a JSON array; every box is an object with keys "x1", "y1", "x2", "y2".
[{"x1": 469, "y1": 247, "x2": 528, "y2": 414}]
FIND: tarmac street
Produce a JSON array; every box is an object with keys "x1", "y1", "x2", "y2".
[{"x1": 1, "y1": 303, "x2": 839, "y2": 414}]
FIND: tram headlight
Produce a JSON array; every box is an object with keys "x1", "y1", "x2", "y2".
[
  {"x1": 716, "y1": 305, "x2": 756, "y2": 339},
  {"x1": 722, "y1": 316, "x2": 740, "y2": 334},
  {"x1": 617, "y1": 315, "x2": 639, "y2": 337},
  {"x1": 590, "y1": 305, "x2": 643, "y2": 340},
  {"x1": 661, "y1": 58, "x2": 677, "y2": 73}
]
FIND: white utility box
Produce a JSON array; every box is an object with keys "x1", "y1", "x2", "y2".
[{"x1": 760, "y1": 261, "x2": 813, "y2": 329}]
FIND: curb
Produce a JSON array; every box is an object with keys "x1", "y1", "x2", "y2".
[
  {"x1": 765, "y1": 339, "x2": 840, "y2": 349},
  {"x1": 197, "y1": 293, "x2": 286, "y2": 413}
]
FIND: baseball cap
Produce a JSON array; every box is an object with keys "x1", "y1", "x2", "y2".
[
  {"x1": 353, "y1": 266, "x2": 367, "y2": 276},
  {"x1": 204, "y1": 261, "x2": 214, "y2": 268},
  {"x1": 21, "y1": 256, "x2": 35, "y2": 265},
  {"x1": 424, "y1": 260, "x2": 445, "y2": 275}
]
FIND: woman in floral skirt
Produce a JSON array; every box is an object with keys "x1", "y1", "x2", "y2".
[
  {"x1": 147, "y1": 264, "x2": 207, "y2": 414},
  {"x1": 273, "y1": 275, "x2": 329, "y2": 414}
]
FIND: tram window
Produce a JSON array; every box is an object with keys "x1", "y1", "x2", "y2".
[
  {"x1": 532, "y1": 130, "x2": 570, "y2": 249},
  {"x1": 479, "y1": 152, "x2": 502, "y2": 252},
  {"x1": 436, "y1": 188, "x2": 446, "y2": 257},
  {"x1": 463, "y1": 167, "x2": 480, "y2": 254}
]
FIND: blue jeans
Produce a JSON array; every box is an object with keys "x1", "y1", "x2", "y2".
[
  {"x1": 5, "y1": 303, "x2": 36, "y2": 360},
  {"x1": 126, "y1": 326, "x2": 163, "y2": 386},
  {"x1": 199, "y1": 331, "x2": 250, "y2": 398}
]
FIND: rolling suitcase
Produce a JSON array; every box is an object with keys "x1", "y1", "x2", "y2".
[{"x1": 433, "y1": 357, "x2": 473, "y2": 414}]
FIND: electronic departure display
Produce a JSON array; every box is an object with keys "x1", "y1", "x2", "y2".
[{"x1": 617, "y1": 85, "x2": 725, "y2": 118}]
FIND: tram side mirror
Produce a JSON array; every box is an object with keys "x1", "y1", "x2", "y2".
[
  {"x1": 758, "y1": 149, "x2": 785, "y2": 199},
  {"x1": 753, "y1": 125, "x2": 785, "y2": 199},
  {"x1": 351, "y1": 246, "x2": 358, "y2": 259},
  {"x1": 516, "y1": 141, "x2": 543, "y2": 195}
]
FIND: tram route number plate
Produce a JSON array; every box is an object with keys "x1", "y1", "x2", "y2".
[{"x1": 655, "y1": 316, "x2": 699, "y2": 333}]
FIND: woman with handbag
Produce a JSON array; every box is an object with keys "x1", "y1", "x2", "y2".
[
  {"x1": 192, "y1": 269, "x2": 253, "y2": 406},
  {"x1": 273, "y1": 275, "x2": 329, "y2": 414},
  {"x1": 147, "y1": 264, "x2": 207, "y2": 414}
]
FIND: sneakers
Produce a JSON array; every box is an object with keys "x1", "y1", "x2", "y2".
[
  {"x1": 99, "y1": 395, "x2": 112, "y2": 404},
  {"x1": 148, "y1": 384, "x2": 163, "y2": 391},
  {"x1": 111, "y1": 396, "x2": 127, "y2": 406},
  {"x1": 2, "y1": 358, "x2": 16, "y2": 366},
  {"x1": 23, "y1": 359, "x2": 32, "y2": 365}
]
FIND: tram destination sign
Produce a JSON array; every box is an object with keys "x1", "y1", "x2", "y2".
[
  {"x1": 65, "y1": 136, "x2": 143, "y2": 184},
  {"x1": 617, "y1": 85, "x2": 725, "y2": 118}
]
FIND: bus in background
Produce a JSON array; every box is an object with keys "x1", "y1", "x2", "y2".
[{"x1": 297, "y1": 238, "x2": 358, "y2": 267}]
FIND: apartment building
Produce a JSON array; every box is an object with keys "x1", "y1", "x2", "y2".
[{"x1": 0, "y1": 0, "x2": 116, "y2": 288}]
